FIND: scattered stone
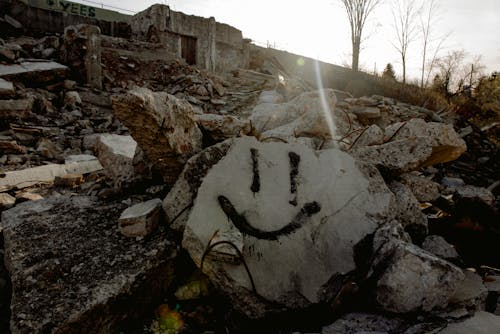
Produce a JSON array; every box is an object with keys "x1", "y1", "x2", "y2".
[
  {"x1": 15, "y1": 191, "x2": 44, "y2": 203},
  {"x1": 441, "y1": 177, "x2": 466, "y2": 188},
  {"x1": 400, "y1": 173, "x2": 441, "y2": 202},
  {"x1": 351, "y1": 106, "x2": 381, "y2": 121},
  {"x1": 0, "y1": 193, "x2": 15, "y2": 210},
  {"x1": 118, "y1": 198, "x2": 163, "y2": 237},
  {"x1": 112, "y1": 87, "x2": 203, "y2": 184},
  {"x1": 422, "y1": 235, "x2": 460, "y2": 261},
  {"x1": 351, "y1": 137, "x2": 433, "y2": 173},
  {"x1": 36, "y1": 138, "x2": 63, "y2": 159},
  {"x1": 183, "y1": 136, "x2": 394, "y2": 318},
  {"x1": 372, "y1": 224, "x2": 465, "y2": 313},
  {"x1": 96, "y1": 134, "x2": 137, "y2": 189},
  {"x1": 0, "y1": 140, "x2": 26, "y2": 154},
  {"x1": 1, "y1": 195, "x2": 176, "y2": 334},
  {"x1": 322, "y1": 313, "x2": 403, "y2": 334},
  {"x1": 64, "y1": 91, "x2": 82, "y2": 109},
  {"x1": 384, "y1": 119, "x2": 466, "y2": 167}
]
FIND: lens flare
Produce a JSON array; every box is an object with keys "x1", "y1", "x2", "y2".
[{"x1": 313, "y1": 59, "x2": 338, "y2": 146}]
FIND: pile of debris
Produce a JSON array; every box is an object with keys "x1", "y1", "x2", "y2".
[{"x1": 1, "y1": 22, "x2": 499, "y2": 334}]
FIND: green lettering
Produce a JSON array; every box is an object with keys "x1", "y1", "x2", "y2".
[
  {"x1": 88, "y1": 7, "x2": 96, "y2": 17},
  {"x1": 60, "y1": 1, "x2": 71, "y2": 11},
  {"x1": 71, "y1": 3, "x2": 78, "y2": 14},
  {"x1": 80, "y1": 5, "x2": 87, "y2": 16}
]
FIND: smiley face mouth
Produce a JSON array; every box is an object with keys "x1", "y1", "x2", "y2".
[{"x1": 217, "y1": 195, "x2": 321, "y2": 241}]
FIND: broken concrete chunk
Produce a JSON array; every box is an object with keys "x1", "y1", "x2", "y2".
[
  {"x1": 119, "y1": 198, "x2": 163, "y2": 237},
  {"x1": 194, "y1": 113, "x2": 251, "y2": 141},
  {"x1": 163, "y1": 139, "x2": 233, "y2": 233},
  {"x1": 1, "y1": 195, "x2": 176, "y2": 334},
  {"x1": 400, "y1": 173, "x2": 441, "y2": 202},
  {"x1": 96, "y1": 134, "x2": 137, "y2": 189},
  {"x1": 384, "y1": 119, "x2": 466, "y2": 166},
  {"x1": 112, "y1": 87, "x2": 203, "y2": 184},
  {"x1": 351, "y1": 137, "x2": 433, "y2": 173},
  {"x1": 349, "y1": 124, "x2": 385, "y2": 148},
  {"x1": 422, "y1": 235, "x2": 459, "y2": 261},
  {"x1": 0, "y1": 78, "x2": 14, "y2": 98},
  {"x1": 351, "y1": 106, "x2": 381, "y2": 120},
  {"x1": 183, "y1": 136, "x2": 394, "y2": 317},
  {"x1": 0, "y1": 193, "x2": 15, "y2": 210},
  {"x1": 373, "y1": 224, "x2": 465, "y2": 313}
]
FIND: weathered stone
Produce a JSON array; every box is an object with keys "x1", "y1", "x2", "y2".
[
  {"x1": 441, "y1": 177, "x2": 465, "y2": 188},
  {"x1": 194, "y1": 114, "x2": 251, "y2": 141},
  {"x1": 454, "y1": 185, "x2": 495, "y2": 206},
  {"x1": 15, "y1": 191, "x2": 44, "y2": 203},
  {"x1": 449, "y1": 270, "x2": 488, "y2": 309},
  {"x1": 249, "y1": 102, "x2": 299, "y2": 133},
  {"x1": 438, "y1": 311, "x2": 500, "y2": 334},
  {"x1": 119, "y1": 198, "x2": 163, "y2": 237},
  {"x1": 112, "y1": 87, "x2": 203, "y2": 184},
  {"x1": 422, "y1": 235, "x2": 460, "y2": 261},
  {"x1": 0, "y1": 61, "x2": 69, "y2": 86},
  {"x1": 0, "y1": 193, "x2": 15, "y2": 210},
  {"x1": 0, "y1": 98, "x2": 33, "y2": 119},
  {"x1": 0, "y1": 156, "x2": 103, "y2": 192},
  {"x1": 96, "y1": 134, "x2": 137, "y2": 189},
  {"x1": 36, "y1": 138, "x2": 63, "y2": 159},
  {"x1": 64, "y1": 91, "x2": 82, "y2": 109},
  {"x1": 64, "y1": 25, "x2": 102, "y2": 89},
  {"x1": 349, "y1": 124, "x2": 385, "y2": 148},
  {"x1": 384, "y1": 119, "x2": 466, "y2": 166},
  {"x1": 322, "y1": 313, "x2": 403, "y2": 334},
  {"x1": 0, "y1": 78, "x2": 14, "y2": 98},
  {"x1": 387, "y1": 181, "x2": 428, "y2": 239},
  {"x1": 372, "y1": 224, "x2": 465, "y2": 313},
  {"x1": 351, "y1": 137, "x2": 433, "y2": 173},
  {"x1": 163, "y1": 140, "x2": 233, "y2": 232},
  {"x1": 258, "y1": 90, "x2": 284, "y2": 104},
  {"x1": 183, "y1": 136, "x2": 394, "y2": 317},
  {"x1": 1, "y1": 195, "x2": 176, "y2": 334},
  {"x1": 400, "y1": 173, "x2": 441, "y2": 202}
]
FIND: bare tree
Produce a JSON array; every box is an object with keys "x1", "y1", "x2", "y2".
[
  {"x1": 390, "y1": 0, "x2": 421, "y2": 84},
  {"x1": 339, "y1": 0, "x2": 382, "y2": 72},
  {"x1": 419, "y1": 0, "x2": 449, "y2": 88}
]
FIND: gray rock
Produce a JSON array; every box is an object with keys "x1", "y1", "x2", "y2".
[
  {"x1": 119, "y1": 198, "x2": 163, "y2": 237},
  {"x1": 441, "y1": 177, "x2": 465, "y2": 188},
  {"x1": 96, "y1": 134, "x2": 137, "y2": 189},
  {"x1": 112, "y1": 87, "x2": 203, "y2": 184},
  {"x1": 351, "y1": 106, "x2": 381, "y2": 120},
  {"x1": 351, "y1": 137, "x2": 433, "y2": 173},
  {"x1": 422, "y1": 235, "x2": 459, "y2": 261},
  {"x1": 183, "y1": 136, "x2": 394, "y2": 317},
  {"x1": 1, "y1": 195, "x2": 176, "y2": 334},
  {"x1": 438, "y1": 311, "x2": 500, "y2": 334},
  {"x1": 0, "y1": 61, "x2": 69, "y2": 86},
  {"x1": 387, "y1": 181, "x2": 428, "y2": 238},
  {"x1": 454, "y1": 185, "x2": 495, "y2": 206},
  {"x1": 449, "y1": 270, "x2": 487, "y2": 309},
  {"x1": 373, "y1": 226, "x2": 465, "y2": 313},
  {"x1": 0, "y1": 98, "x2": 33, "y2": 119},
  {"x1": 64, "y1": 91, "x2": 82, "y2": 109},
  {"x1": 349, "y1": 124, "x2": 385, "y2": 148},
  {"x1": 400, "y1": 173, "x2": 441, "y2": 202},
  {"x1": 384, "y1": 119, "x2": 466, "y2": 166}
]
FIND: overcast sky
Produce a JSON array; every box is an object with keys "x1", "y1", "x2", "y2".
[{"x1": 75, "y1": 0, "x2": 500, "y2": 81}]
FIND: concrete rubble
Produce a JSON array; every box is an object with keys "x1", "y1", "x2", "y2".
[{"x1": 0, "y1": 5, "x2": 499, "y2": 333}]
